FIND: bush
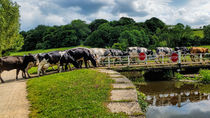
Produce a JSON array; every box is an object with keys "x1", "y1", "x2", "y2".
[
  {"x1": 137, "y1": 91, "x2": 148, "y2": 112},
  {"x1": 199, "y1": 69, "x2": 210, "y2": 83}
]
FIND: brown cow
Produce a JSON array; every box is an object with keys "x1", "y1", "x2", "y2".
[
  {"x1": 190, "y1": 47, "x2": 209, "y2": 62},
  {"x1": 0, "y1": 54, "x2": 36, "y2": 83}
]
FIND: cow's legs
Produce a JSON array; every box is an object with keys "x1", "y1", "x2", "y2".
[
  {"x1": 68, "y1": 64, "x2": 72, "y2": 71},
  {"x1": 22, "y1": 70, "x2": 27, "y2": 79},
  {"x1": 16, "y1": 69, "x2": 20, "y2": 80},
  {"x1": 0, "y1": 72, "x2": 4, "y2": 83},
  {"x1": 84, "y1": 60, "x2": 88, "y2": 68}
]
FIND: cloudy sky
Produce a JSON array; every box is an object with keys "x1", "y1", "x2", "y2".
[{"x1": 12, "y1": 0, "x2": 210, "y2": 31}]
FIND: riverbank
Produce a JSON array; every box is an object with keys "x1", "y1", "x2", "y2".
[
  {"x1": 27, "y1": 69, "x2": 127, "y2": 117},
  {"x1": 176, "y1": 69, "x2": 210, "y2": 83}
]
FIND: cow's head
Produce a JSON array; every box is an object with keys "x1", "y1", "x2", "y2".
[{"x1": 23, "y1": 54, "x2": 37, "y2": 66}]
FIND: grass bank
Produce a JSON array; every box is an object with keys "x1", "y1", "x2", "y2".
[
  {"x1": 27, "y1": 69, "x2": 127, "y2": 118},
  {"x1": 175, "y1": 69, "x2": 210, "y2": 83},
  {"x1": 10, "y1": 45, "x2": 90, "y2": 56}
]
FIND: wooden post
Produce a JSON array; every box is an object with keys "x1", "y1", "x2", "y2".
[
  {"x1": 145, "y1": 54, "x2": 147, "y2": 64},
  {"x1": 200, "y1": 53, "x2": 202, "y2": 62},
  {"x1": 177, "y1": 51, "x2": 181, "y2": 72},
  {"x1": 178, "y1": 51, "x2": 181, "y2": 64},
  {"x1": 162, "y1": 55, "x2": 164, "y2": 64},
  {"x1": 108, "y1": 56, "x2": 110, "y2": 68},
  {"x1": 128, "y1": 55, "x2": 130, "y2": 66}
]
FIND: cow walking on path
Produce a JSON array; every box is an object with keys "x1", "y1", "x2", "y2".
[{"x1": 0, "y1": 54, "x2": 36, "y2": 83}]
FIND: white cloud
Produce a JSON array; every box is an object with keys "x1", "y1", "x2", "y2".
[{"x1": 12, "y1": 0, "x2": 210, "y2": 30}]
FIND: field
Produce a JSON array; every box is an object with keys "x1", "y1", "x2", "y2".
[
  {"x1": 193, "y1": 30, "x2": 204, "y2": 38},
  {"x1": 27, "y1": 69, "x2": 127, "y2": 118},
  {"x1": 9, "y1": 45, "x2": 90, "y2": 56}
]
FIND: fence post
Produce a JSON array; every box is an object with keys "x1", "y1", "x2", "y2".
[
  {"x1": 177, "y1": 50, "x2": 181, "y2": 72},
  {"x1": 178, "y1": 50, "x2": 181, "y2": 64},
  {"x1": 128, "y1": 55, "x2": 130, "y2": 66},
  {"x1": 145, "y1": 54, "x2": 147, "y2": 64},
  {"x1": 108, "y1": 56, "x2": 110, "y2": 68},
  {"x1": 162, "y1": 55, "x2": 164, "y2": 64},
  {"x1": 200, "y1": 53, "x2": 202, "y2": 62}
]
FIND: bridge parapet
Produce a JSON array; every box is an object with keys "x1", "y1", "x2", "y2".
[{"x1": 99, "y1": 53, "x2": 210, "y2": 71}]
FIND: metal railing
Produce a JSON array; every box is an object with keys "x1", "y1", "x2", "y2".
[{"x1": 99, "y1": 52, "x2": 210, "y2": 68}]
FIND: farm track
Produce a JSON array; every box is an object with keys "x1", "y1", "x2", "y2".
[{"x1": 0, "y1": 70, "x2": 29, "y2": 118}]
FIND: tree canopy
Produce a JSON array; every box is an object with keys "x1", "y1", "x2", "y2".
[{"x1": 0, "y1": 0, "x2": 23, "y2": 56}]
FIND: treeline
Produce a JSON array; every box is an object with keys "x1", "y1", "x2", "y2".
[{"x1": 21, "y1": 17, "x2": 210, "y2": 51}]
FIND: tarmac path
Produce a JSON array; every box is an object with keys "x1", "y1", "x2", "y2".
[{"x1": 0, "y1": 70, "x2": 29, "y2": 118}]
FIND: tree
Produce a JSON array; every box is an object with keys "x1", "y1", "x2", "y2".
[
  {"x1": 70, "y1": 20, "x2": 90, "y2": 43},
  {"x1": 89, "y1": 19, "x2": 108, "y2": 32},
  {"x1": 145, "y1": 17, "x2": 165, "y2": 34},
  {"x1": 203, "y1": 25, "x2": 210, "y2": 44},
  {"x1": 119, "y1": 30, "x2": 149, "y2": 50},
  {"x1": 0, "y1": 0, "x2": 23, "y2": 56}
]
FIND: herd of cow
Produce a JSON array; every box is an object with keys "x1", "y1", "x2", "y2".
[{"x1": 0, "y1": 46, "x2": 209, "y2": 83}]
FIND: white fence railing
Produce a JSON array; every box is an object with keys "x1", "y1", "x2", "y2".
[{"x1": 100, "y1": 52, "x2": 210, "y2": 68}]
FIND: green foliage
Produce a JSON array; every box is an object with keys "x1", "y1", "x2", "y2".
[
  {"x1": 193, "y1": 30, "x2": 204, "y2": 38},
  {"x1": 0, "y1": 0, "x2": 23, "y2": 56},
  {"x1": 27, "y1": 69, "x2": 127, "y2": 118},
  {"x1": 89, "y1": 19, "x2": 108, "y2": 32},
  {"x1": 119, "y1": 30, "x2": 149, "y2": 50},
  {"x1": 137, "y1": 91, "x2": 148, "y2": 112},
  {"x1": 19, "y1": 16, "x2": 208, "y2": 52},
  {"x1": 199, "y1": 69, "x2": 210, "y2": 83},
  {"x1": 203, "y1": 25, "x2": 210, "y2": 44}
]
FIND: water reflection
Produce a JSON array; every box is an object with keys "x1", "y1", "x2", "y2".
[{"x1": 136, "y1": 81, "x2": 210, "y2": 118}]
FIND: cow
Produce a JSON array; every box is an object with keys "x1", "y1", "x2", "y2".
[
  {"x1": 127, "y1": 47, "x2": 153, "y2": 64},
  {"x1": 155, "y1": 47, "x2": 173, "y2": 63},
  {"x1": 89, "y1": 48, "x2": 107, "y2": 66},
  {"x1": 37, "y1": 51, "x2": 65, "y2": 76},
  {"x1": 104, "y1": 49, "x2": 128, "y2": 65},
  {"x1": 190, "y1": 47, "x2": 209, "y2": 62},
  {"x1": 175, "y1": 47, "x2": 190, "y2": 62},
  {"x1": 59, "y1": 52, "x2": 79, "y2": 71},
  {"x1": 66, "y1": 48, "x2": 97, "y2": 68},
  {"x1": 0, "y1": 54, "x2": 36, "y2": 83}
]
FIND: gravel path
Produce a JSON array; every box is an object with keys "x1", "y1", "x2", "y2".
[{"x1": 0, "y1": 70, "x2": 29, "y2": 118}]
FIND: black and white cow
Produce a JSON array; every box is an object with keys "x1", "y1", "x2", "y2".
[
  {"x1": 89, "y1": 48, "x2": 107, "y2": 66},
  {"x1": 37, "y1": 51, "x2": 65, "y2": 76},
  {"x1": 175, "y1": 47, "x2": 190, "y2": 62},
  {"x1": 104, "y1": 49, "x2": 128, "y2": 65},
  {"x1": 66, "y1": 48, "x2": 97, "y2": 68},
  {"x1": 127, "y1": 47, "x2": 153, "y2": 63},
  {"x1": 0, "y1": 54, "x2": 36, "y2": 83},
  {"x1": 155, "y1": 47, "x2": 173, "y2": 63},
  {"x1": 59, "y1": 52, "x2": 79, "y2": 71}
]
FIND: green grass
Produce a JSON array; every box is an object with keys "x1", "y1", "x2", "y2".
[
  {"x1": 27, "y1": 69, "x2": 127, "y2": 118},
  {"x1": 199, "y1": 69, "x2": 210, "y2": 83},
  {"x1": 199, "y1": 45, "x2": 210, "y2": 49},
  {"x1": 10, "y1": 45, "x2": 90, "y2": 56},
  {"x1": 193, "y1": 30, "x2": 204, "y2": 38}
]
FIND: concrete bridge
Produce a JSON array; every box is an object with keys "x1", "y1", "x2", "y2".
[{"x1": 99, "y1": 53, "x2": 210, "y2": 72}]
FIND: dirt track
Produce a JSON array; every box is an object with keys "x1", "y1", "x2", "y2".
[{"x1": 0, "y1": 70, "x2": 29, "y2": 118}]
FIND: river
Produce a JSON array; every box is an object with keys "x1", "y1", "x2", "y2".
[{"x1": 121, "y1": 72, "x2": 210, "y2": 118}]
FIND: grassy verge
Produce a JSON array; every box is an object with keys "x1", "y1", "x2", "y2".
[
  {"x1": 10, "y1": 45, "x2": 90, "y2": 56},
  {"x1": 199, "y1": 69, "x2": 210, "y2": 83},
  {"x1": 137, "y1": 91, "x2": 148, "y2": 112},
  {"x1": 175, "y1": 69, "x2": 210, "y2": 83},
  {"x1": 27, "y1": 69, "x2": 127, "y2": 118}
]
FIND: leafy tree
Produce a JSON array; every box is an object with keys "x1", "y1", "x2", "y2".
[
  {"x1": 89, "y1": 19, "x2": 108, "y2": 32},
  {"x1": 71, "y1": 20, "x2": 90, "y2": 43},
  {"x1": 145, "y1": 17, "x2": 165, "y2": 34},
  {"x1": 0, "y1": 0, "x2": 23, "y2": 56},
  {"x1": 119, "y1": 30, "x2": 149, "y2": 50},
  {"x1": 203, "y1": 25, "x2": 210, "y2": 44}
]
